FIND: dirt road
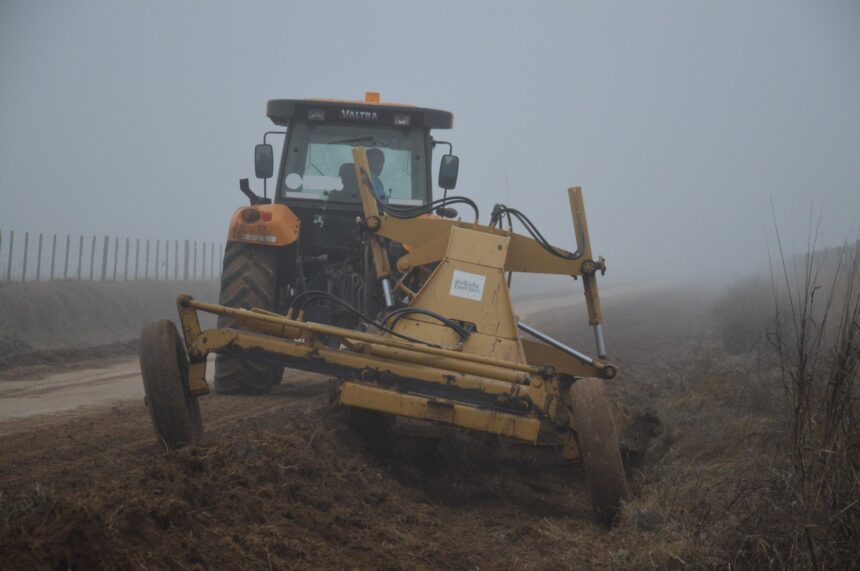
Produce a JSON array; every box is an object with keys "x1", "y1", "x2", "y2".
[
  {"x1": 0, "y1": 289, "x2": 630, "y2": 427},
  {"x1": 0, "y1": 286, "x2": 686, "y2": 569},
  {"x1": 0, "y1": 358, "x2": 146, "y2": 423}
]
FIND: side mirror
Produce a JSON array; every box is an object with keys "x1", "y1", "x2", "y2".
[
  {"x1": 255, "y1": 143, "x2": 274, "y2": 179},
  {"x1": 438, "y1": 154, "x2": 459, "y2": 190}
]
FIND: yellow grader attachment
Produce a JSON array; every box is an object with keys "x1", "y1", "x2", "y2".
[{"x1": 139, "y1": 147, "x2": 628, "y2": 522}]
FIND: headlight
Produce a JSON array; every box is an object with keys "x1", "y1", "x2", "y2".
[{"x1": 241, "y1": 208, "x2": 261, "y2": 223}]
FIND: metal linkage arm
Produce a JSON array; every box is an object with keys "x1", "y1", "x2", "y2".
[{"x1": 568, "y1": 187, "x2": 607, "y2": 358}]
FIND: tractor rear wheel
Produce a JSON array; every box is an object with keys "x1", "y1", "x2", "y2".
[
  {"x1": 569, "y1": 377, "x2": 629, "y2": 524},
  {"x1": 139, "y1": 319, "x2": 203, "y2": 449},
  {"x1": 214, "y1": 242, "x2": 285, "y2": 394}
]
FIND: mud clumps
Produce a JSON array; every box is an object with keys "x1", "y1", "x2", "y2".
[{"x1": 0, "y1": 394, "x2": 660, "y2": 570}]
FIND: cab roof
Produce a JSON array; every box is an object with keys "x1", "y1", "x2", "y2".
[{"x1": 266, "y1": 93, "x2": 453, "y2": 130}]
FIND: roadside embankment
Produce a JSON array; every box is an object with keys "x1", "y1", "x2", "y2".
[{"x1": 0, "y1": 280, "x2": 218, "y2": 364}]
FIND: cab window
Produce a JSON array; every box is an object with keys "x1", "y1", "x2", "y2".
[{"x1": 281, "y1": 122, "x2": 427, "y2": 205}]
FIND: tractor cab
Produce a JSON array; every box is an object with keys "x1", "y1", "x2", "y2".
[
  {"x1": 261, "y1": 93, "x2": 456, "y2": 209},
  {"x1": 242, "y1": 93, "x2": 458, "y2": 260}
]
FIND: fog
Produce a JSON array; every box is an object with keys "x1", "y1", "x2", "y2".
[{"x1": 1, "y1": 0, "x2": 858, "y2": 289}]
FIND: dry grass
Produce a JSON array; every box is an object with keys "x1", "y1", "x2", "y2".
[
  {"x1": 760, "y1": 229, "x2": 860, "y2": 568},
  {"x1": 712, "y1": 275, "x2": 773, "y2": 355},
  {"x1": 571, "y1": 234, "x2": 860, "y2": 569},
  {"x1": 617, "y1": 234, "x2": 860, "y2": 569}
]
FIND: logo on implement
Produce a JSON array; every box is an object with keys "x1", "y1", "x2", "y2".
[
  {"x1": 449, "y1": 270, "x2": 486, "y2": 302},
  {"x1": 340, "y1": 108, "x2": 380, "y2": 121}
]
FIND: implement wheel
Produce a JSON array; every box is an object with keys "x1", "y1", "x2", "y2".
[
  {"x1": 213, "y1": 242, "x2": 284, "y2": 394},
  {"x1": 139, "y1": 320, "x2": 203, "y2": 449},
  {"x1": 570, "y1": 377, "x2": 629, "y2": 524}
]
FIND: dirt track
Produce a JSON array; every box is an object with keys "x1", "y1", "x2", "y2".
[
  {"x1": 0, "y1": 289, "x2": 628, "y2": 427},
  {"x1": 0, "y1": 288, "x2": 696, "y2": 569},
  {"x1": 0, "y1": 357, "x2": 144, "y2": 426}
]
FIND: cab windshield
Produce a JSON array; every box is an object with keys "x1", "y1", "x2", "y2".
[{"x1": 281, "y1": 122, "x2": 427, "y2": 205}]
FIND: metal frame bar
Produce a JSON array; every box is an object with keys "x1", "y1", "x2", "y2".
[
  {"x1": 339, "y1": 382, "x2": 541, "y2": 443},
  {"x1": 174, "y1": 296, "x2": 565, "y2": 430}
]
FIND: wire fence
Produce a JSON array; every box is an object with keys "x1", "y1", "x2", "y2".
[{"x1": 0, "y1": 229, "x2": 224, "y2": 283}]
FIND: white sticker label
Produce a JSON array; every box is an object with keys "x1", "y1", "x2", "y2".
[{"x1": 449, "y1": 270, "x2": 486, "y2": 302}]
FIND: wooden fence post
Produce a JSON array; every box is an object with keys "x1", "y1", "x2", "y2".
[
  {"x1": 134, "y1": 238, "x2": 140, "y2": 280},
  {"x1": 145, "y1": 239, "x2": 150, "y2": 279},
  {"x1": 124, "y1": 237, "x2": 129, "y2": 281},
  {"x1": 89, "y1": 236, "x2": 96, "y2": 280},
  {"x1": 77, "y1": 235, "x2": 84, "y2": 279},
  {"x1": 4, "y1": 231, "x2": 12, "y2": 282},
  {"x1": 210, "y1": 242, "x2": 215, "y2": 279},
  {"x1": 174, "y1": 240, "x2": 178, "y2": 279},
  {"x1": 100, "y1": 236, "x2": 108, "y2": 281},
  {"x1": 35, "y1": 233, "x2": 43, "y2": 281},
  {"x1": 155, "y1": 240, "x2": 160, "y2": 280},
  {"x1": 64, "y1": 235, "x2": 70, "y2": 280},
  {"x1": 192, "y1": 241, "x2": 198, "y2": 280},
  {"x1": 112, "y1": 237, "x2": 118, "y2": 281},
  {"x1": 22, "y1": 232, "x2": 29, "y2": 282},
  {"x1": 183, "y1": 240, "x2": 189, "y2": 280},
  {"x1": 50, "y1": 234, "x2": 57, "y2": 280}
]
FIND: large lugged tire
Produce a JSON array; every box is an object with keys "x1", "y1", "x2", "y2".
[
  {"x1": 570, "y1": 377, "x2": 629, "y2": 524},
  {"x1": 139, "y1": 320, "x2": 203, "y2": 449},
  {"x1": 213, "y1": 242, "x2": 284, "y2": 394}
]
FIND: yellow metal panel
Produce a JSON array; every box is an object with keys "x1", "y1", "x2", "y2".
[
  {"x1": 444, "y1": 227, "x2": 509, "y2": 268},
  {"x1": 339, "y1": 382, "x2": 541, "y2": 443},
  {"x1": 396, "y1": 227, "x2": 520, "y2": 353},
  {"x1": 379, "y1": 216, "x2": 461, "y2": 245},
  {"x1": 396, "y1": 229, "x2": 451, "y2": 272}
]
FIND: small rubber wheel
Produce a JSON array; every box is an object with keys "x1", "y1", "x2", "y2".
[
  {"x1": 139, "y1": 320, "x2": 203, "y2": 449},
  {"x1": 570, "y1": 377, "x2": 629, "y2": 524}
]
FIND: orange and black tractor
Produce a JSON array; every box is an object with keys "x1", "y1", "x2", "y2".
[
  {"x1": 215, "y1": 92, "x2": 464, "y2": 394},
  {"x1": 141, "y1": 92, "x2": 627, "y2": 522}
]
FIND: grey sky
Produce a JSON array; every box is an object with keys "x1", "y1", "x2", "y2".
[{"x1": 1, "y1": 0, "x2": 858, "y2": 284}]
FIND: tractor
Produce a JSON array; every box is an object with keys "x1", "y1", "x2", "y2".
[{"x1": 139, "y1": 92, "x2": 628, "y2": 522}]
